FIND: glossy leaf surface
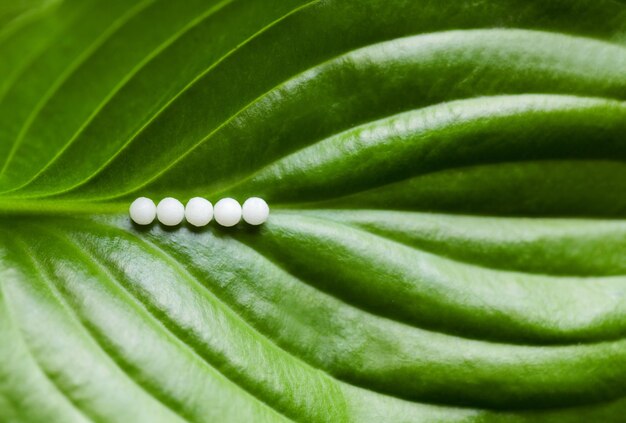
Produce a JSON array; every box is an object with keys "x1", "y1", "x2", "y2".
[{"x1": 1, "y1": 0, "x2": 626, "y2": 421}]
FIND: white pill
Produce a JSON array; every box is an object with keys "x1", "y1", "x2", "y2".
[
  {"x1": 129, "y1": 197, "x2": 156, "y2": 225},
  {"x1": 242, "y1": 197, "x2": 269, "y2": 225},
  {"x1": 214, "y1": 198, "x2": 242, "y2": 227},
  {"x1": 185, "y1": 197, "x2": 213, "y2": 227},
  {"x1": 156, "y1": 197, "x2": 185, "y2": 226}
]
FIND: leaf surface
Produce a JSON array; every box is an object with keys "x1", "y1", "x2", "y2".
[{"x1": 1, "y1": 0, "x2": 626, "y2": 421}]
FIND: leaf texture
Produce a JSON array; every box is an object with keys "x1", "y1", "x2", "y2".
[{"x1": 1, "y1": 0, "x2": 626, "y2": 422}]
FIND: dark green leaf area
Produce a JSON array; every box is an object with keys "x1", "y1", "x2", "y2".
[{"x1": 1, "y1": 0, "x2": 626, "y2": 422}]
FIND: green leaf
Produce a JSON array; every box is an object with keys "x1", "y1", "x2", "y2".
[{"x1": 1, "y1": 0, "x2": 626, "y2": 421}]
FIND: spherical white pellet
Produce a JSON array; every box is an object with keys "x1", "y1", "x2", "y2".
[
  {"x1": 185, "y1": 197, "x2": 213, "y2": 227},
  {"x1": 214, "y1": 198, "x2": 242, "y2": 227},
  {"x1": 156, "y1": 197, "x2": 185, "y2": 226},
  {"x1": 242, "y1": 197, "x2": 269, "y2": 225},
  {"x1": 129, "y1": 197, "x2": 156, "y2": 225}
]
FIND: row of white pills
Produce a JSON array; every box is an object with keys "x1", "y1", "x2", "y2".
[{"x1": 129, "y1": 197, "x2": 269, "y2": 227}]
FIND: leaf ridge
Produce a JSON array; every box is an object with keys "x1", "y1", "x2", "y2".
[
  {"x1": 71, "y1": 29, "x2": 626, "y2": 201},
  {"x1": 51, "y1": 226, "x2": 290, "y2": 422}
]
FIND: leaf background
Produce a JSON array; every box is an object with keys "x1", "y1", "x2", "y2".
[{"x1": 1, "y1": 0, "x2": 626, "y2": 421}]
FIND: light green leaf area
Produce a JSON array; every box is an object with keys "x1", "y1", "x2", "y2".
[{"x1": 1, "y1": 0, "x2": 626, "y2": 421}]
